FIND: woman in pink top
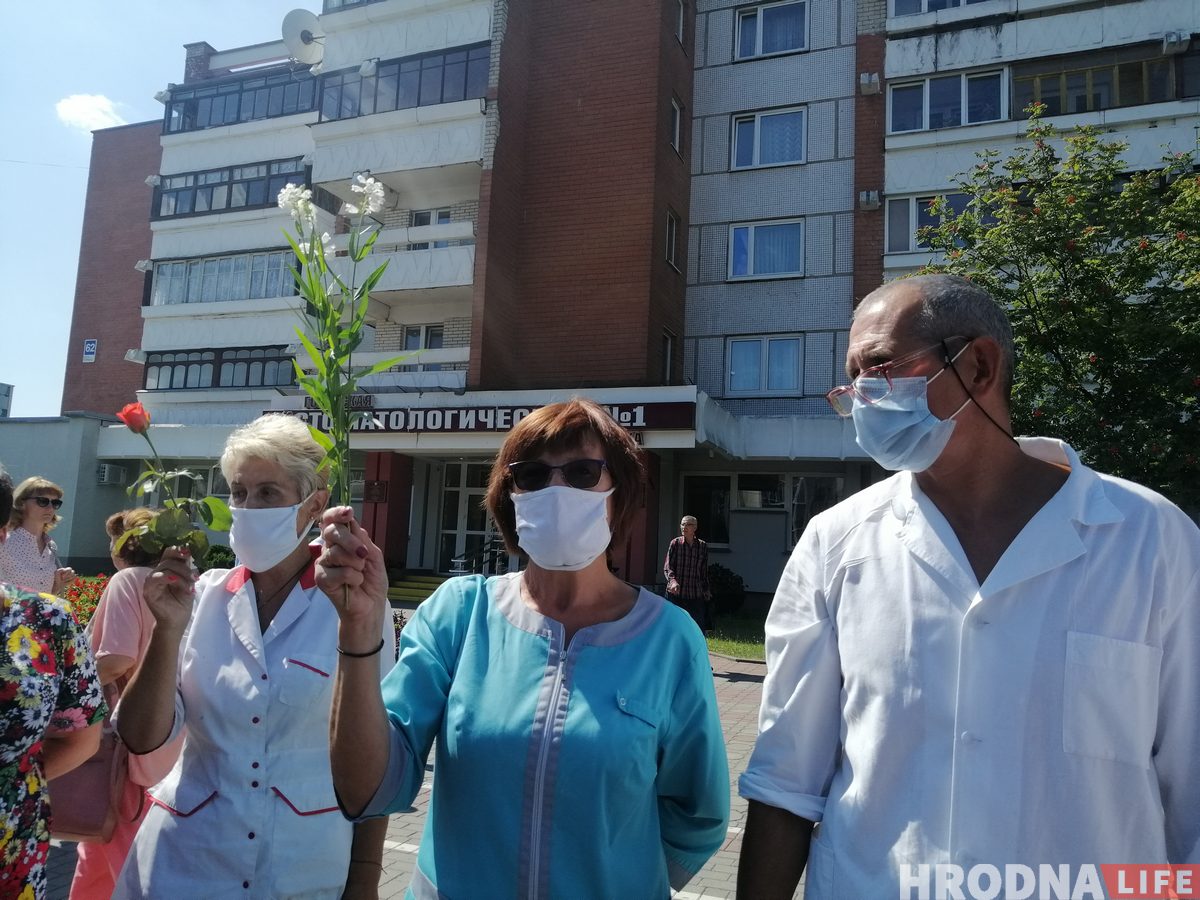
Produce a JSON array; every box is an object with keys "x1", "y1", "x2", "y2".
[{"x1": 69, "y1": 508, "x2": 182, "y2": 900}]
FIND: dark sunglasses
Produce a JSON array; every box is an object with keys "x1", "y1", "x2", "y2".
[
  {"x1": 507, "y1": 459, "x2": 608, "y2": 492},
  {"x1": 30, "y1": 496, "x2": 64, "y2": 509}
]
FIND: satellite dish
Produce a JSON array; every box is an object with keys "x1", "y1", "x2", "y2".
[{"x1": 282, "y1": 9, "x2": 325, "y2": 65}]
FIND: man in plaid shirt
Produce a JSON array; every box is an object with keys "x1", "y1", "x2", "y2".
[{"x1": 664, "y1": 516, "x2": 712, "y2": 633}]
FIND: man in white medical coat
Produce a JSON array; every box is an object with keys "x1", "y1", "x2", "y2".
[{"x1": 737, "y1": 275, "x2": 1200, "y2": 898}]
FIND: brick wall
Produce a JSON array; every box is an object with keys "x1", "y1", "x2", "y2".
[
  {"x1": 853, "y1": 33, "x2": 887, "y2": 305},
  {"x1": 61, "y1": 121, "x2": 162, "y2": 415},
  {"x1": 472, "y1": 0, "x2": 691, "y2": 390}
]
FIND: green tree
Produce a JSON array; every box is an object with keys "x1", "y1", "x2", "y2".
[{"x1": 919, "y1": 107, "x2": 1200, "y2": 510}]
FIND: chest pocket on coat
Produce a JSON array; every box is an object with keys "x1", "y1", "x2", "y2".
[
  {"x1": 279, "y1": 654, "x2": 334, "y2": 707},
  {"x1": 613, "y1": 692, "x2": 661, "y2": 785},
  {"x1": 1063, "y1": 630, "x2": 1162, "y2": 768}
]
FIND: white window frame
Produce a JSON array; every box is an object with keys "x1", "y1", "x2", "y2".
[
  {"x1": 399, "y1": 323, "x2": 446, "y2": 372},
  {"x1": 726, "y1": 333, "x2": 805, "y2": 396},
  {"x1": 727, "y1": 218, "x2": 805, "y2": 280},
  {"x1": 670, "y1": 98, "x2": 683, "y2": 153},
  {"x1": 151, "y1": 249, "x2": 295, "y2": 306},
  {"x1": 409, "y1": 207, "x2": 452, "y2": 249},
  {"x1": 731, "y1": 106, "x2": 807, "y2": 169},
  {"x1": 666, "y1": 209, "x2": 681, "y2": 270},
  {"x1": 885, "y1": 192, "x2": 977, "y2": 253},
  {"x1": 662, "y1": 330, "x2": 676, "y2": 383},
  {"x1": 887, "y1": 69, "x2": 1007, "y2": 133},
  {"x1": 890, "y1": 0, "x2": 994, "y2": 17},
  {"x1": 676, "y1": 0, "x2": 686, "y2": 43},
  {"x1": 735, "y1": 0, "x2": 808, "y2": 61}
]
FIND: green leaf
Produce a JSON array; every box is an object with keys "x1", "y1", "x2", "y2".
[
  {"x1": 152, "y1": 507, "x2": 191, "y2": 542},
  {"x1": 113, "y1": 524, "x2": 149, "y2": 555},
  {"x1": 307, "y1": 425, "x2": 334, "y2": 451},
  {"x1": 198, "y1": 496, "x2": 233, "y2": 532},
  {"x1": 356, "y1": 353, "x2": 411, "y2": 379},
  {"x1": 184, "y1": 530, "x2": 210, "y2": 560},
  {"x1": 293, "y1": 329, "x2": 328, "y2": 378}
]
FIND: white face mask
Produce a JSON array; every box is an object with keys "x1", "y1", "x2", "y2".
[
  {"x1": 512, "y1": 486, "x2": 613, "y2": 571},
  {"x1": 229, "y1": 496, "x2": 314, "y2": 573}
]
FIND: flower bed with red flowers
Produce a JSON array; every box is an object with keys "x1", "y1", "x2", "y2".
[{"x1": 63, "y1": 574, "x2": 109, "y2": 627}]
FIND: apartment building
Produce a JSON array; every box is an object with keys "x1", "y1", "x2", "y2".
[
  {"x1": 684, "y1": 0, "x2": 877, "y2": 591},
  {"x1": 76, "y1": 0, "x2": 695, "y2": 585},
  {"x1": 873, "y1": 0, "x2": 1199, "y2": 278}
]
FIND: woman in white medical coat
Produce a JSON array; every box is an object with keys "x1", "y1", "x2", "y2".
[{"x1": 111, "y1": 415, "x2": 393, "y2": 899}]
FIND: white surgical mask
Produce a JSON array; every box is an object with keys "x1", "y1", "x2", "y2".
[
  {"x1": 229, "y1": 496, "x2": 314, "y2": 573},
  {"x1": 851, "y1": 376, "x2": 972, "y2": 472},
  {"x1": 512, "y1": 486, "x2": 613, "y2": 571}
]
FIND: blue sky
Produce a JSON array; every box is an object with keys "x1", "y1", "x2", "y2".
[{"x1": 0, "y1": 1, "x2": 316, "y2": 417}]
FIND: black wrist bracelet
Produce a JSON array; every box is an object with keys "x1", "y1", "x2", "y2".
[{"x1": 337, "y1": 639, "x2": 385, "y2": 658}]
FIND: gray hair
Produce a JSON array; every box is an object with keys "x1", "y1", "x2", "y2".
[
  {"x1": 220, "y1": 414, "x2": 328, "y2": 499},
  {"x1": 681, "y1": 515, "x2": 698, "y2": 526},
  {"x1": 861, "y1": 274, "x2": 1015, "y2": 395}
]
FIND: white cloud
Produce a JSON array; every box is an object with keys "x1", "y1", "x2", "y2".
[{"x1": 55, "y1": 94, "x2": 127, "y2": 133}]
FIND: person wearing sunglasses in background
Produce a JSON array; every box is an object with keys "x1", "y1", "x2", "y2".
[
  {"x1": 737, "y1": 274, "x2": 1200, "y2": 899},
  {"x1": 0, "y1": 477, "x2": 75, "y2": 595},
  {"x1": 318, "y1": 398, "x2": 730, "y2": 898}
]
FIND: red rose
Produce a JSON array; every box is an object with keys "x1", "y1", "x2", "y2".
[
  {"x1": 117, "y1": 401, "x2": 151, "y2": 434},
  {"x1": 1138, "y1": 239, "x2": 1149, "y2": 251},
  {"x1": 1177, "y1": 231, "x2": 1188, "y2": 242}
]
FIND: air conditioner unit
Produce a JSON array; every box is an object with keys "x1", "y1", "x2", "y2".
[{"x1": 97, "y1": 464, "x2": 128, "y2": 486}]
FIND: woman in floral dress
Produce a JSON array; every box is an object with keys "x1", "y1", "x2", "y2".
[{"x1": 0, "y1": 467, "x2": 106, "y2": 899}]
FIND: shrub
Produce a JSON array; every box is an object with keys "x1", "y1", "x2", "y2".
[
  {"x1": 202, "y1": 544, "x2": 236, "y2": 572},
  {"x1": 708, "y1": 563, "x2": 746, "y2": 616},
  {"x1": 63, "y1": 574, "x2": 109, "y2": 627}
]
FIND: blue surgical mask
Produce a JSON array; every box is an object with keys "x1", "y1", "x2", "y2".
[{"x1": 851, "y1": 374, "x2": 972, "y2": 472}]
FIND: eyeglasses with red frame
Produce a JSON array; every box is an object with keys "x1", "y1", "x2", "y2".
[{"x1": 826, "y1": 337, "x2": 968, "y2": 417}]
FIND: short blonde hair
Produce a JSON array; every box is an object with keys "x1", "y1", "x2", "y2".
[
  {"x1": 9, "y1": 477, "x2": 64, "y2": 530},
  {"x1": 220, "y1": 414, "x2": 328, "y2": 500}
]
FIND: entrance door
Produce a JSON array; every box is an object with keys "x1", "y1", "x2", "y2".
[{"x1": 438, "y1": 462, "x2": 494, "y2": 573}]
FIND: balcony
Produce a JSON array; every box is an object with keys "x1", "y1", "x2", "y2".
[
  {"x1": 310, "y1": 99, "x2": 485, "y2": 208},
  {"x1": 297, "y1": 347, "x2": 469, "y2": 392},
  {"x1": 328, "y1": 222, "x2": 476, "y2": 310}
]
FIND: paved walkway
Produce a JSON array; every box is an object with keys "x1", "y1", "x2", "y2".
[{"x1": 47, "y1": 655, "x2": 802, "y2": 899}]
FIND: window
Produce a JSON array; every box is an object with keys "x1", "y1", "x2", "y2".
[
  {"x1": 729, "y1": 220, "x2": 804, "y2": 279},
  {"x1": 682, "y1": 475, "x2": 730, "y2": 544},
  {"x1": 886, "y1": 193, "x2": 974, "y2": 253},
  {"x1": 736, "y1": 1, "x2": 807, "y2": 59},
  {"x1": 164, "y1": 70, "x2": 316, "y2": 134},
  {"x1": 145, "y1": 347, "x2": 294, "y2": 391},
  {"x1": 666, "y1": 210, "x2": 681, "y2": 270},
  {"x1": 152, "y1": 250, "x2": 295, "y2": 305},
  {"x1": 889, "y1": 71, "x2": 1004, "y2": 132},
  {"x1": 670, "y1": 98, "x2": 683, "y2": 152},
  {"x1": 1012, "y1": 45, "x2": 1200, "y2": 118},
  {"x1": 676, "y1": 0, "x2": 686, "y2": 43},
  {"x1": 891, "y1": 0, "x2": 991, "y2": 16},
  {"x1": 791, "y1": 476, "x2": 842, "y2": 544},
  {"x1": 400, "y1": 324, "x2": 445, "y2": 372},
  {"x1": 320, "y1": 44, "x2": 489, "y2": 122},
  {"x1": 156, "y1": 158, "x2": 304, "y2": 219},
  {"x1": 662, "y1": 331, "x2": 676, "y2": 383},
  {"x1": 732, "y1": 107, "x2": 806, "y2": 168},
  {"x1": 410, "y1": 208, "x2": 452, "y2": 250},
  {"x1": 728, "y1": 335, "x2": 803, "y2": 394},
  {"x1": 216, "y1": 347, "x2": 296, "y2": 389},
  {"x1": 737, "y1": 474, "x2": 785, "y2": 509}
]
